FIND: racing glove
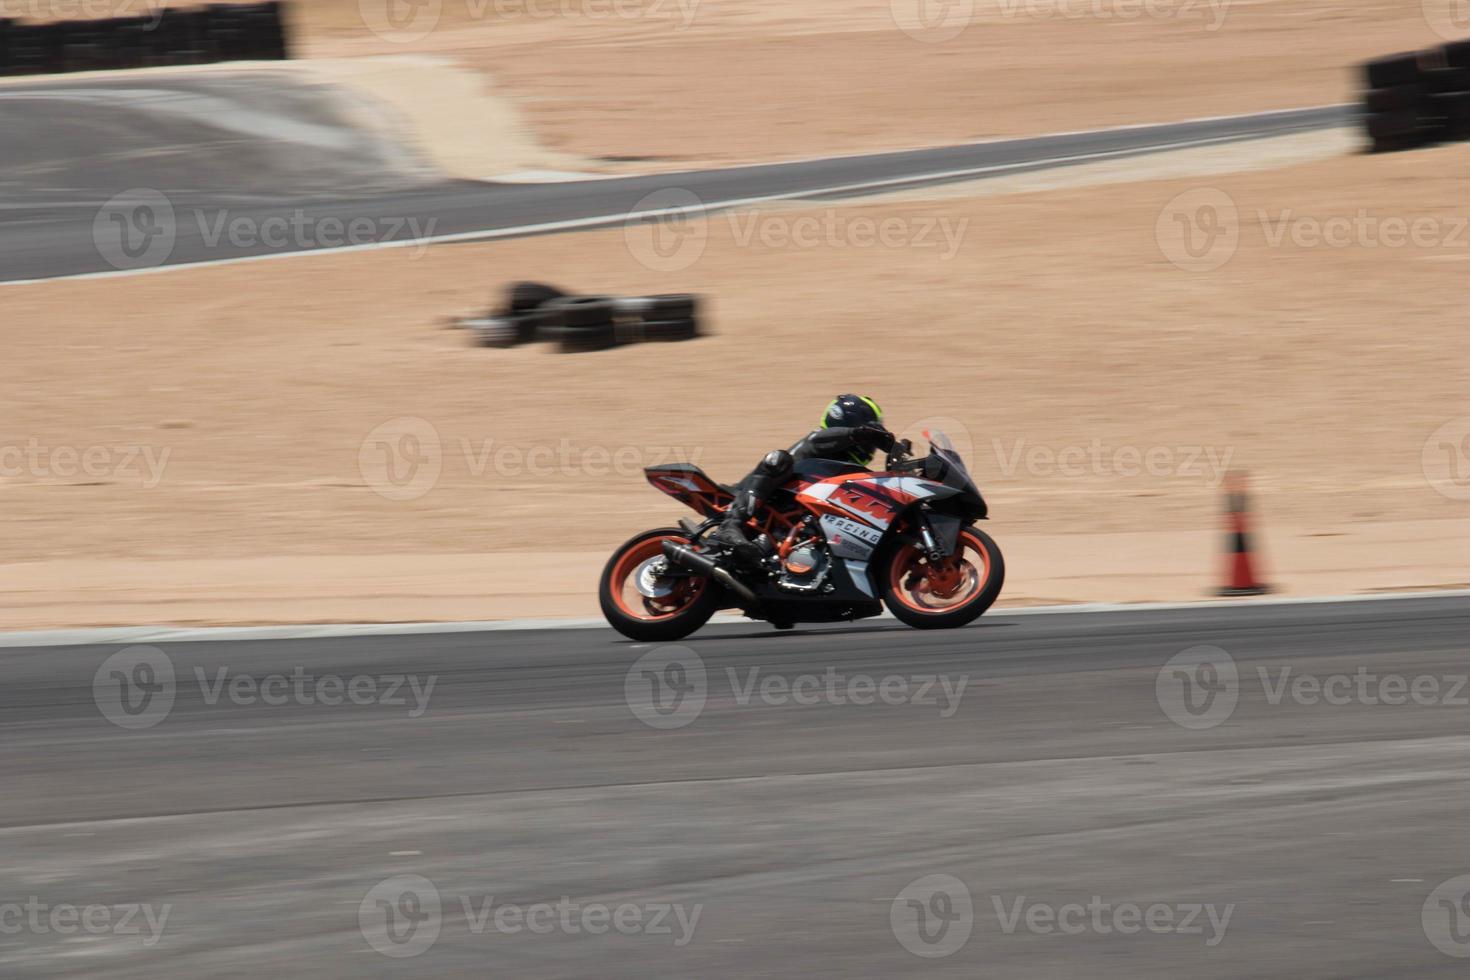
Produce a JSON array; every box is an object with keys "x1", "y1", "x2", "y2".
[{"x1": 854, "y1": 423, "x2": 896, "y2": 452}]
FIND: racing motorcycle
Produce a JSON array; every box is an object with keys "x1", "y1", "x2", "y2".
[{"x1": 599, "y1": 429, "x2": 1004, "y2": 641}]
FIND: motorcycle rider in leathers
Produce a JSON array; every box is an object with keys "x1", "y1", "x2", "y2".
[{"x1": 713, "y1": 394, "x2": 896, "y2": 565}]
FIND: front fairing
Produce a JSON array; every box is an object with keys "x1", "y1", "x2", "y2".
[{"x1": 923, "y1": 434, "x2": 988, "y2": 520}]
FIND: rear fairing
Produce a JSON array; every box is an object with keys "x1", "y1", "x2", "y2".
[{"x1": 644, "y1": 463, "x2": 733, "y2": 519}]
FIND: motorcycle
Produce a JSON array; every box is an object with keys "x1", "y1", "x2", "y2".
[{"x1": 598, "y1": 429, "x2": 1005, "y2": 641}]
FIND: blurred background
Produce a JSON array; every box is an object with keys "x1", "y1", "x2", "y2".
[
  {"x1": 0, "y1": 0, "x2": 1466, "y2": 627},
  {"x1": 2, "y1": 0, "x2": 1470, "y2": 976}
]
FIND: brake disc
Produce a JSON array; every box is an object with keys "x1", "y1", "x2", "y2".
[{"x1": 634, "y1": 558, "x2": 677, "y2": 599}]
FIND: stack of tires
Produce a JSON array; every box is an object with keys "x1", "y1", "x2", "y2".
[
  {"x1": 0, "y1": 1, "x2": 288, "y2": 77},
  {"x1": 0, "y1": 22, "x2": 64, "y2": 75},
  {"x1": 200, "y1": 3, "x2": 290, "y2": 61},
  {"x1": 465, "y1": 282, "x2": 704, "y2": 353},
  {"x1": 463, "y1": 280, "x2": 569, "y2": 350},
  {"x1": 1427, "y1": 43, "x2": 1470, "y2": 143},
  {"x1": 611, "y1": 294, "x2": 700, "y2": 343},
  {"x1": 1363, "y1": 42, "x2": 1470, "y2": 153}
]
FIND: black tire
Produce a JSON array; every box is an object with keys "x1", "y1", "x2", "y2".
[
  {"x1": 1365, "y1": 109, "x2": 1420, "y2": 141},
  {"x1": 1421, "y1": 67, "x2": 1470, "y2": 95},
  {"x1": 1433, "y1": 91, "x2": 1470, "y2": 139},
  {"x1": 1445, "y1": 40, "x2": 1470, "y2": 69},
  {"x1": 599, "y1": 527, "x2": 721, "y2": 641},
  {"x1": 1365, "y1": 53, "x2": 1422, "y2": 90},
  {"x1": 509, "y1": 308, "x2": 553, "y2": 343},
  {"x1": 545, "y1": 295, "x2": 617, "y2": 328},
  {"x1": 258, "y1": 0, "x2": 289, "y2": 59},
  {"x1": 1365, "y1": 84, "x2": 1424, "y2": 114},
  {"x1": 545, "y1": 321, "x2": 617, "y2": 352},
  {"x1": 614, "y1": 319, "x2": 644, "y2": 345},
  {"x1": 464, "y1": 313, "x2": 545, "y2": 347},
  {"x1": 465, "y1": 316, "x2": 519, "y2": 348},
  {"x1": 1367, "y1": 134, "x2": 1418, "y2": 154},
  {"x1": 879, "y1": 527, "x2": 1005, "y2": 630},
  {"x1": 614, "y1": 293, "x2": 700, "y2": 320},
  {"x1": 640, "y1": 317, "x2": 699, "y2": 342},
  {"x1": 504, "y1": 281, "x2": 566, "y2": 315}
]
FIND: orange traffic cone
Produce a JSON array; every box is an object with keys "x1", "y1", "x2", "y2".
[{"x1": 1217, "y1": 472, "x2": 1273, "y2": 597}]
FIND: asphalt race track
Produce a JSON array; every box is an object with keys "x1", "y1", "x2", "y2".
[
  {"x1": 0, "y1": 104, "x2": 1349, "y2": 283},
  {"x1": 4, "y1": 594, "x2": 1470, "y2": 977}
]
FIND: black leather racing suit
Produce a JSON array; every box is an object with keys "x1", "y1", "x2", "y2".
[{"x1": 714, "y1": 424, "x2": 895, "y2": 560}]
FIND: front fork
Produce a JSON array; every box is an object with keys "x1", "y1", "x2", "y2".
[
  {"x1": 917, "y1": 520, "x2": 943, "y2": 562},
  {"x1": 907, "y1": 508, "x2": 963, "y2": 562}
]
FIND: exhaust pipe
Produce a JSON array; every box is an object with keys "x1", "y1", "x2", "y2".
[{"x1": 662, "y1": 540, "x2": 761, "y2": 608}]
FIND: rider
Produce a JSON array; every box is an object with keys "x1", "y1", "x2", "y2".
[{"x1": 713, "y1": 394, "x2": 896, "y2": 564}]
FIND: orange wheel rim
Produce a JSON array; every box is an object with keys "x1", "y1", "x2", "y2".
[
  {"x1": 609, "y1": 536, "x2": 708, "y2": 621},
  {"x1": 889, "y1": 530, "x2": 991, "y2": 614}
]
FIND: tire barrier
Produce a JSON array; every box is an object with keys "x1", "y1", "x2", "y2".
[
  {"x1": 0, "y1": 2, "x2": 289, "y2": 77},
  {"x1": 450, "y1": 281, "x2": 705, "y2": 353},
  {"x1": 1361, "y1": 42, "x2": 1470, "y2": 153}
]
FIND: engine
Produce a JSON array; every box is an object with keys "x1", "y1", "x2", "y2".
[{"x1": 775, "y1": 527, "x2": 831, "y2": 593}]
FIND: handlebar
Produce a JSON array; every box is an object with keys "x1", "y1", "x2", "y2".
[{"x1": 884, "y1": 439, "x2": 919, "y2": 472}]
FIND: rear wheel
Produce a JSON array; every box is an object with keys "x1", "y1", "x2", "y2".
[
  {"x1": 880, "y1": 526, "x2": 1005, "y2": 630},
  {"x1": 600, "y1": 528, "x2": 721, "y2": 641}
]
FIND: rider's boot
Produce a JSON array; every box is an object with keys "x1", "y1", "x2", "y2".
[{"x1": 713, "y1": 490, "x2": 768, "y2": 567}]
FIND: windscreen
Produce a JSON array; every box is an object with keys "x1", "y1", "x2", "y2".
[{"x1": 924, "y1": 428, "x2": 980, "y2": 496}]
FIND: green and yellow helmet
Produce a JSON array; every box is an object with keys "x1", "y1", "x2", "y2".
[{"x1": 821, "y1": 393, "x2": 885, "y2": 466}]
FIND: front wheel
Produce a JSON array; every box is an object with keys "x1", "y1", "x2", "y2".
[
  {"x1": 599, "y1": 528, "x2": 721, "y2": 641},
  {"x1": 880, "y1": 526, "x2": 1005, "y2": 630}
]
